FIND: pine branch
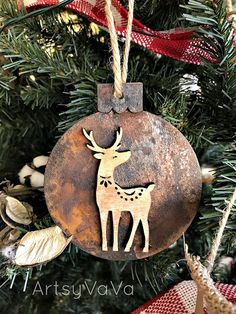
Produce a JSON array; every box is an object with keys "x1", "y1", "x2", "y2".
[
  {"x1": 181, "y1": 0, "x2": 236, "y2": 141},
  {"x1": 0, "y1": 104, "x2": 58, "y2": 180},
  {"x1": 200, "y1": 145, "x2": 236, "y2": 232}
]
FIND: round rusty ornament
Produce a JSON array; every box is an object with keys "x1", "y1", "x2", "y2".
[{"x1": 44, "y1": 111, "x2": 202, "y2": 260}]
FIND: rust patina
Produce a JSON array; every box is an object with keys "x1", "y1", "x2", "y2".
[{"x1": 44, "y1": 109, "x2": 202, "y2": 260}]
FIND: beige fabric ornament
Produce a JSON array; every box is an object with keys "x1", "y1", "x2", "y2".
[{"x1": 15, "y1": 226, "x2": 72, "y2": 266}]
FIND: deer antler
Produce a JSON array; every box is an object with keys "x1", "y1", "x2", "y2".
[
  {"x1": 83, "y1": 129, "x2": 105, "y2": 153},
  {"x1": 110, "y1": 128, "x2": 123, "y2": 150}
]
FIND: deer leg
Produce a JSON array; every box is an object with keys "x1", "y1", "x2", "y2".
[
  {"x1": 142, "y1": 217, "x2": 149, "y2": 253},
  {"x1": 124, "y1": 216, "x2": 140, "y2": 252},
  {"x1": 112, "y1": 211, "x2": 120, "y2": 251},
  {"x1": 100, "y1": 211, "x2": 109, "y2": 251}
]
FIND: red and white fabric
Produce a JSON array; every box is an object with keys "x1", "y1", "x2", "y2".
[
  {"x1": 22, "y1": 0, "x2": 217, "y2": 65},
  {"x1": 131, "y1": 280, "x2": 236, "y2": 314}
]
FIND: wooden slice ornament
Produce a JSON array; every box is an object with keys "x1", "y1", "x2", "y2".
[{"x1": 44, "y1": 0, "x2": 202, "y2": 261}]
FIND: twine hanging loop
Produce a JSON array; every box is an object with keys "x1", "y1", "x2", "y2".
[{"x1": 105, "y1": 0, "x2": 134, "y2": 99}]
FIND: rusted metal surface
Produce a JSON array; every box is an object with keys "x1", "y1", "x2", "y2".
[
  {"x1": 44, "y1": 111, "x2": 202, "y2": 260},
  {"x1": 97, "y1": 83, "x2": 143, "y2": 113}
]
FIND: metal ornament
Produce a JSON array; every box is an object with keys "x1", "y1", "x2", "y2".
[{"x1": 44, "y1": 83, "x2": 202, "y2": 260}]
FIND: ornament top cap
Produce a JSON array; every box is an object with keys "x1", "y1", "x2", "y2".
[{"x1": 97, "y1": 83, "x2": 143, "y2": 113}]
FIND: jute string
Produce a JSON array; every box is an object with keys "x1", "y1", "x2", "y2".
[
  {"x1": 226, "y1": 0, "x2": 233, "y2": 13},
  {"x1": 105, "y1": 0, "x2": 134, "y2": 98},
  {"x1": 185, "y1": 245, "x2": 236, "y2": 314},
  {"x1": 185, "y1": 188, "x2": 236, "y2": 314},
  {"x1": 226, "y1": 0, "x2": 236, "y2": 25},
  {"x1": 205, "y1": 188, "x2": 236, "y2": 273}
]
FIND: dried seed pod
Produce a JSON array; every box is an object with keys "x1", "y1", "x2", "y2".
[
  {"x1": 5, "y1": 229, "x2": 21, "y2": 244},
  {"x1": 0, "y1": 226, "x2": 21, "y2": 246},
  {"x1": 10, "y1": 184, "x2": 26, "y2": 191},
  {"x1": 15, "y1": 226, "x2": 72, "y2": 266},
  {"x1": 0, "y1": 226, "x2": 11, "y2": 240},
  {"x1": 0, "y1": 227, "x2": 20, "y2": 260},
  {"x1": 0, "y1": 196, "x2": 33, "y2": 228},
  {"x1": 4, "y1": 184, "x2": 25, "y2": 193},
  {"x1": 5, "y1": 196, "x2": 33, "y2": 225},
  {"x1": 0, "y1": 205, "x2": 17, "y2": 229},
  {"x1": 201, "y1": 165, "x2": 216, "y2": 184}
]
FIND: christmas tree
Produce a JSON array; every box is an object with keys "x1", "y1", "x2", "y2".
[{"x1": 0, "y1": 0, "x2": 235, "y2": 313}]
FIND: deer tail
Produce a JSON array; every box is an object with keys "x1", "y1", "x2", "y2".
[{"x1": 147, "y1": 183, "x2": 155, "y2": 192}]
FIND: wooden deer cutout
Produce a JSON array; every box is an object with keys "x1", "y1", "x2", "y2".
[{"x1": 83, "y1": 128, "x2": 155, "y2": 253}]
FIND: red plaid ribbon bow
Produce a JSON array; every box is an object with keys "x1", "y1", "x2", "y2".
[{"x1": 22, "y1": 0, "x2": 219, "y2": 65}]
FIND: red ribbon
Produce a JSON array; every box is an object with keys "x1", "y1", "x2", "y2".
[{"x1": 22, "y1": 0, "x2": 219, "y2": 64}]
